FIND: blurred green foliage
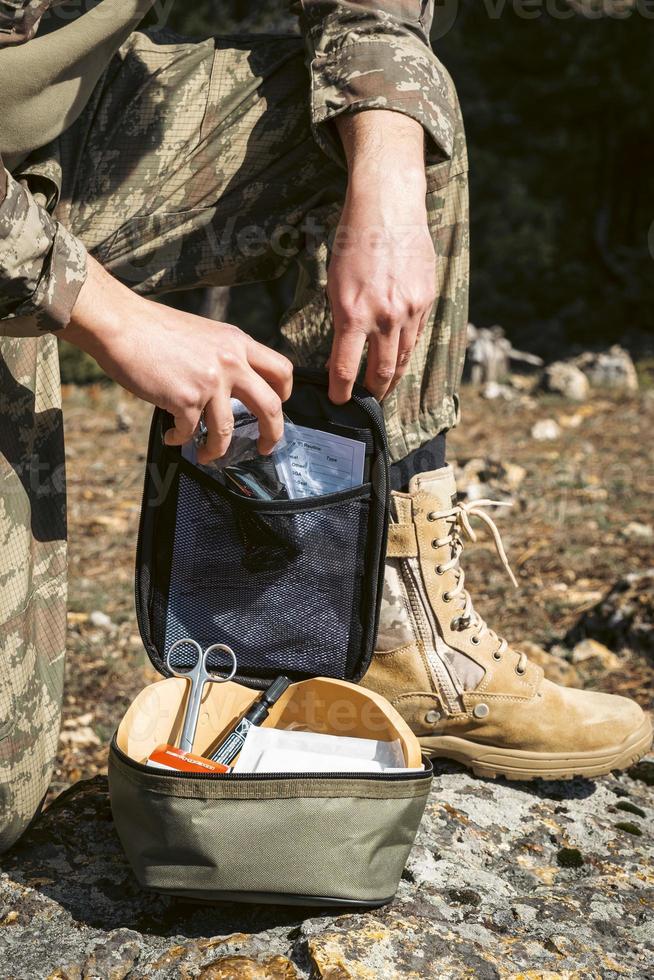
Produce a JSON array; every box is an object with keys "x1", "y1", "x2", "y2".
[
  {"x1": 435, "y1": 0, "x2": 654, "y2": 356},
  {"x1": 60, "y1": 0, "x2": 654, "y2": 381},
  {"x1": 58, "y1": 340, "x2": 106, "y2": 385}
]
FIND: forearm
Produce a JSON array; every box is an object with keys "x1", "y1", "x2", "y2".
[
  {"x1": 335, "y1": 110, "x2": 427, "y2": 204},
  {"x1": 327, "y1": 110, "x2": 436, "y2": 404}
]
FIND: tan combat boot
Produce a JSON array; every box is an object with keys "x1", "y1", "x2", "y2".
[{"x1": 361, "y1": 466, "x2": 652, "y2": 779}]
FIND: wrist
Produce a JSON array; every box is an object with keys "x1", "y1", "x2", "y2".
[
  {"x1": 64, "y1": 255, "x2": 134, "y2": 354},
  {"x1": 345, "y1": 165, "x2": 428, "y2": 227},
  {"x1": 347, "y1": 164, "x2": 428, "y2": 209}
]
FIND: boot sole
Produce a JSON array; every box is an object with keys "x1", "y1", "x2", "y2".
[{"x1": 419, "y1": 716, "x2": 653, "y2": 781}]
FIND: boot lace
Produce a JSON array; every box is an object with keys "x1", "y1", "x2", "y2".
[{"x1": 428, "y1": 499, "x2": 528, "y2": 672}]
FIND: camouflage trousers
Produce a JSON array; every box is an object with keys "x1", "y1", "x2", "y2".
[{"x1": 0, "y1": 30, "x2": 468, "y2": 850}]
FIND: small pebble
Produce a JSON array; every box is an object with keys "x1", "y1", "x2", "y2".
[
  {"x1": 621, "y1": 522, "x2": 653, "y2": 541},
  {"x1": 89, "y1": 610, "x2": 114, "y2": 631},
  {"x1": 531, "y1": 419, "x2": 561, "y2": 441}
]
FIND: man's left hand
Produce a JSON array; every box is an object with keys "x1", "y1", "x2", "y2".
[{"x1": 328, "y1": 110, "x2": 436, "y2": 404}]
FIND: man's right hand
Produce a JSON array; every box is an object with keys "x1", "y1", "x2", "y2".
[{"x1": 63, "y1": 255, "x2": 293, "y2": 462}]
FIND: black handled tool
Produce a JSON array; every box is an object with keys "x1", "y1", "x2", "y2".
[{"x1": 210, "y1": 676, "x2": 291, "y2": 766}]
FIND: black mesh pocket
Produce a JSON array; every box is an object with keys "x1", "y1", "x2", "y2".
[{"x1": 156, "y1": 467, "x2": 371, "y2": 680}]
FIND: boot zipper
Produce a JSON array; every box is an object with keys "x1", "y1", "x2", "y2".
[{"x1": 400, "y1": 558, "x2": 463, "y2": 714}]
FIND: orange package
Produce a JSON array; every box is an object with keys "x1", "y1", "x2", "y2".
[{"x1": 146, "y1": 744, "x2": 231, "y2": 774}]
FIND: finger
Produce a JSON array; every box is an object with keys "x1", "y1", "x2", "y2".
[
  {"x1": 196, "y1": 392, "x2": 235, "y2": 464},
  {"x1": 232, "y1": 369, "x2": 284, "y2": 455},
  {"x1": 246, "y1": 339, "x2": 294, "y2": 403},
  {"x1": 386, "y1": 315, "x2": 423, "y2": 397},
  {"x1": 328, "y1": 326, "x2": 367, "y2": 404},
  {"x1": 364, "y1": 328, "x2": 401, "y2": 402},
  {"x1": 164, "y1": 406, "x2": 202, "y2": 447}
]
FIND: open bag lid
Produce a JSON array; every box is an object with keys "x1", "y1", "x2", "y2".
[{"x1": 134, "y1": 370, "x2": 390, "y2": 688}]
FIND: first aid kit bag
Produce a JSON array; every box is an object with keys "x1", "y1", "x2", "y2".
[{"x1": 108, "y1": 370, "x2": 432, "y2": 907}]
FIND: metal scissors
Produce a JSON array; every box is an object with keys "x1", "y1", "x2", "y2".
[{"x1": 166, "y1": 638, "x2": 238, "y2": 753}]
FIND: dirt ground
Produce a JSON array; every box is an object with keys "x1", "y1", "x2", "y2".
[{"x1": 51, "y1": 381, "x2": 654, "y2": 800}]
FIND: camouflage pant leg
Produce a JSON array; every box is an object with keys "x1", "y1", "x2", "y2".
[
  {"x1": 0, "y1": 335, "x2": 67, "y2": 853},
  {"x1": 57, "y1": 29, "x2": 469, "y2": 463}
]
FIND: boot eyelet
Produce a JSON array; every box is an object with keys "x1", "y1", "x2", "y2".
[
  {"x1": 493, "y1": 651, "x2": 503, "y2": 661},
  {"x1": 427, "y1": 512, "x2": 436, "y2": 522},
  {"x1": 470, "y1": 635, "x2": 480, "y2": 646},
  {"x1": 443, "y1": 591, "x2": 452, "y2": 603},
  {"x1": 432, "y1": 540, "x2": 439, "y2": 550},
  {"x1": 515, "y1": 666, "x2": 526, "y2": 676},
  {"x1": 435, "y1": 563, "x2": 444, "y2": 574}
]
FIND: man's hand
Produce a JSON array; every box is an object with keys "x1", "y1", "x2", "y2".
[
  {"x1": 64, "y1": 255, "x2": 293, "y2": 462},
  {"x1": 329, "y1": 110, "x2": 435, "y2": 404}
]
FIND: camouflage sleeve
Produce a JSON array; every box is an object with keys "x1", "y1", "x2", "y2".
[
  {"x1": 292, "y1": 0, "x2": 456, "y2": 166},
  {"x1": 0, "y1": 159, "x2": 87, "y2": 337}
]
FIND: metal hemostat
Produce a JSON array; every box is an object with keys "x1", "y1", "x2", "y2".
[{"x1": 165, "y1": 638, "x2": 237, "y2": 753}]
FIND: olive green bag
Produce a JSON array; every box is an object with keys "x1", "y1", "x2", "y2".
[{"x1": 108, "y1": 372, "x2": 432, "y2": 907}]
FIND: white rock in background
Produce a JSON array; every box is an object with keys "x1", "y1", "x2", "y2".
[
  {"x1": 571, "y1": 638, "x2": 621, "y2": 672},
  {"x1": 461, "y1": 482, "x2": 490, "y2": 502},
  {"x1": 541, "y1": 362, "x2": 590, "y2": 401},
  {"x1": 89, "y1": 610, "x2": 114, "y2": 631},
  {"x1": 621, "y1": 522, "x2": 653, "y2": 541},
  {"x1": 573, "y1": 345, "x2": 639, "y2": 391},
  {"x1": 531, "y1": 418, "x2": 561, "y2": 441},
  {"x1": 481, "y1": 381, "x2": 516, "y2": 400},
  {"x1": 59, "y1": 726, "x2": 101, "y2": 748},
  {"x1": 63, "y1": 712, "x2": 94, "y2": 727},
  {"x1": 503, "y1": 462, "x2": 527, "y2": 489},
  {"x1": 558, "y1": 412, "x2": 584, "y2": 429},
  {"x1": 466, "y1": 323, "x2": 543, "y2": 385},
  {"x1": 454, "y1": 457, "x2": 525, "y2": 503}
]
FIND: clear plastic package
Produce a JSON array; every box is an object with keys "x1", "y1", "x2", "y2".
[{"x1": 183, "y1": 400, "x2": 365, "y2": 500}]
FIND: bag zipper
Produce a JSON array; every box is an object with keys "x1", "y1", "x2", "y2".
[
  {"x1": 400, "y1": 558, "x2": 463, "y2": 714},
  {"x1": 111, "y1": 738, "x2": 432, "y2": 783}
]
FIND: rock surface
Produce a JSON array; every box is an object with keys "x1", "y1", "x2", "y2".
[
  {"x1": 570, "y1": 638, "x2": 622, "y2": 673},
  {"x1": 541, "y1": 361, "x2": 590, "y2": 401},
  {"x1": 453, "y1": 456, "x2": 526, "y2": 504},
  {"x1": 1, "y1": 762, "x2": 652, "y2": 979},
  {"x1": 573, "y1": 346, "x2": 639, "y2": 392}
]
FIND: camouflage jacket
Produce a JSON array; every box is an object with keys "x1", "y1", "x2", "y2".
[{"x1": 0, "y1": 0, "x2": 447, "y2": 338}]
